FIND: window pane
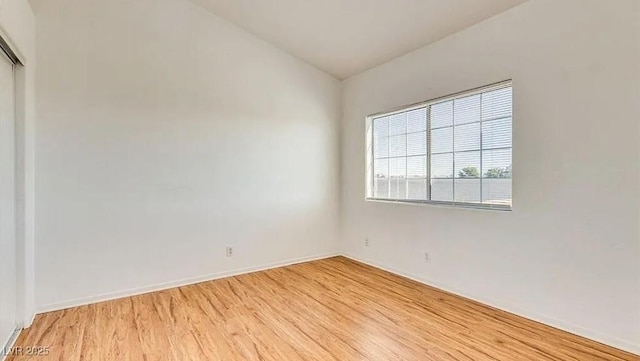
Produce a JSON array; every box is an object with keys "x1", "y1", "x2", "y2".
[
  {"x1": 454, "y1": 123, "x2": 481, "y2": 152},
  {"x1": 482, "y1": 123, "x2": 511, "y2": 205},
  {"x1": 407, "y1": 132, "x2": 426, "y2": 156},
  {"x1": 389, "y1": 158, "x2": 407, "y2": 199},
  {"x1": 389, "y1": 157, "x2": 406, "y2": 178},
  {"x1": 373, "y1": 158, "x2": 389, "y2": 198},
  {"x1": 407, "y1": 108, "x2": 427, "y2": 133},
  {"x1": 408, "y1": 179, "x2": 427, "y2": 200},
  {"x1": 455, "y1": 151, "x2": 481, "y2": 203},
  {"x1": 483, "y1": 178, "x2": 512, "y2": 205},
  {"x1": 407, "y1": 155, "x2": 426, "y2": 178},
  {"x1": 455, "y1": 151, "x2": 480, "y2": 179},
  {"x1": 455, "y1": 178, "x2": 481, "y2": 203},
  {"x1": 374, "y1": 135, "x2": 388, "y2": 159},
  {"x1": 393, "y1": 179, "x2": 408, "y2": 199},
  {"x1": 430, "y1": 100, "x2": 453, "y2": 128},
  {"x1": 482, "y1": 117, "x2": 512, "y2": 149},
  {"x1": 388, "y1": 113, "x2": 406, "y2": 136},
  {"x1": 431, "y1": 178, "x2": 453, "y2": 202},
  {"x1": 389, "y1": 135, "x2": 406, "y2": 157},
  {"x1": 482, "y1": 148, "x2": 512, "y2": 178},
  {"x1": 374, "y1": 179, "x2": 389, "y2": 198},
  {"x1": 454, "y1": 94, "x2": 481, "y2": 125},
  {"x1": 432, "y1": 127, "x2": 453, "y2": 154},
  {"x1": 374, "y1": 116, "x2": 388, "y2": 137},
  {"x1": 482, "y1": 87, "x2": 512, "y2": 120},
  {"x1": 431, "y1": 153, "x2": 453, "y2": 178}
]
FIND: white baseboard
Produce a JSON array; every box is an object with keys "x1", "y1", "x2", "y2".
[
  {"x1": 1, "y1": 327, "x2": 21, "y2": 361},
  {"x1": 37, "y1": 252, "x2": 339, "y2": 314},
  {"x1": 341, "y1": 252, "x2": 640, "y2": 356},
  {"x1": 34, "y1": 251, "x2": 639, "y2": 356},
  {"x1": 23, "y1": 313, "x2": 35, "y2": 328}
]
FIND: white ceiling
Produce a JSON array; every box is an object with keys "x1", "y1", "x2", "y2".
[{"x1": 190, "y1": 0, "x2": 527, "y2": 79}]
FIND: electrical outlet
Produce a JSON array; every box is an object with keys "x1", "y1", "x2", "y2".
[
  {"x1": 364, "y1": 238, "x2": 370, "y2": 247},
  {"x1": 226, "y1": 246, "x2": 233, "y2": 257},
  {"x1": 424, "y1": 252, "x2": 430, "y2": 263}
]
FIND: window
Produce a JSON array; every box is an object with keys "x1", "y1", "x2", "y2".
[{"x1": 366, "y1": 81, "x2": 512, "y2": 210}]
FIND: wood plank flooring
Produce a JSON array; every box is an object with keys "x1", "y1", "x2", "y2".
[{"x1": 7, "y1": 256, "x2": 639, "y2": 360}]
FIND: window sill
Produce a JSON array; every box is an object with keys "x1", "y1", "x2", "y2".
[{"x1": 365, "y1": 197, "x2": 512, "y2": 211}]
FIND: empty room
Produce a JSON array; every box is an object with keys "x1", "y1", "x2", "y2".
[{"x1": 0, "y1": 0, "x2": 639, "y2": 360}]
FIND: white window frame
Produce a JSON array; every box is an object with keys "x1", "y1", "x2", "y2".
[{"x1": 365, "y1": 80, "x2": 513, "y2": 211}]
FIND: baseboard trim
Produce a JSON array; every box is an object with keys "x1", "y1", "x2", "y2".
[
  {"x1": 37, "y1": 252, "x2": 339, "y2": 314},
  {"x1": 1, "y1": 327, "x2": 21, "y2": 361},
  {"x1": 34, "y1": 251, "x2": 639, "y2": 356},
  {"x1": 23, "y1": 313, "x2": 35, "y2": 328},
  {"x1": 341, "y1": 252, "x2": 640, "y2": 356}
]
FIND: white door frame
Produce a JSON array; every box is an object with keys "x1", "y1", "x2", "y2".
[
  {"x1": 0, "y1": 25, "x2": 35, "y2": 346},
  {"x1": 0, "y1": 38, "x2": 18, "y2": 358}
]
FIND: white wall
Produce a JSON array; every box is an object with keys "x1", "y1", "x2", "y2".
[
  {"x1": 341, "y1": 0, "x2": 640, "y2": 354},
  {"x1": 0, "y1": 0, "x2": 36, "y2": 328},
  {"x1": 32, "y1": 0, "x2": 341, "y2": 310}
]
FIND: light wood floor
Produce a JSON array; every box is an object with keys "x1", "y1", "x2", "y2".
[{"x1": 8, "y1": 257, "x2": 638, "y2": 360}]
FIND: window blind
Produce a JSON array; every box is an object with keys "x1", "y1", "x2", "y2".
[{"x1": 368, "y1": 82, "x2": 512, "y2": 209}]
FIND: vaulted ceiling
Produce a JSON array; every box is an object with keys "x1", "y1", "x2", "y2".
[{"x1": 190, "y1": 0, "x2": 527, "y2": 79}]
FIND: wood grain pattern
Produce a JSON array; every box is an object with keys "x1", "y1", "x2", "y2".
[{"x1": 7, "y1": 257, "x2": 639, "y2": 360}]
